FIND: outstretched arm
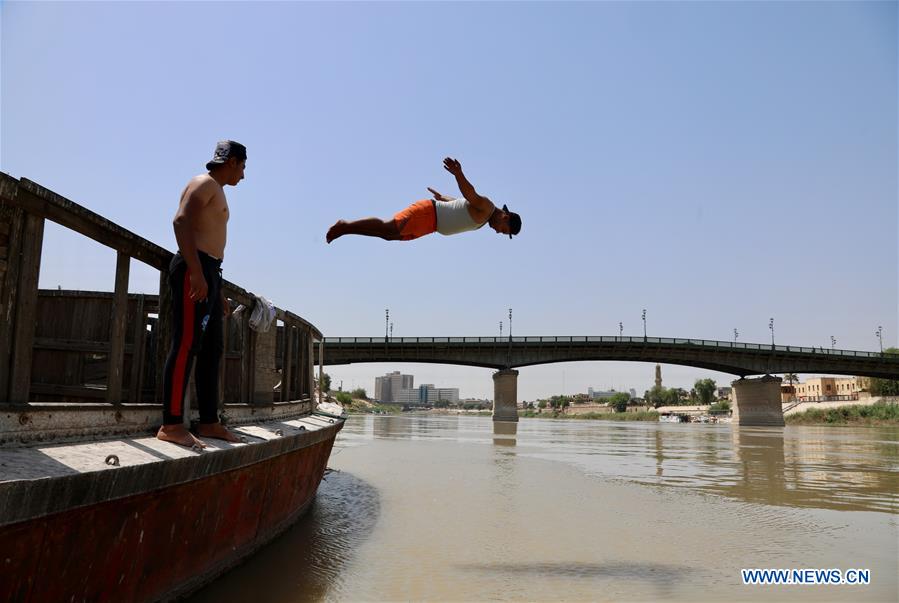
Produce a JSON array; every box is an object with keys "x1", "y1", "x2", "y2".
[{"x1": 443, "y1": 157, "x2": 492, "y2": 213}]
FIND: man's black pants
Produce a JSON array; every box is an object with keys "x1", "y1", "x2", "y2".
[{"x1": 162, "y1": 251, "x2": 223, "y2": 425}]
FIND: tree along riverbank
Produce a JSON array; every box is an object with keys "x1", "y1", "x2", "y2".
[
  {"x1": 331, "y1": 394, "x2": 403, "y2": 415},
  {"x1": 519, "y1": 410, "x2": 660, "y2": 421},
  {"x1": 785, "y1": 401, "x2": 899, "y2": 426}
]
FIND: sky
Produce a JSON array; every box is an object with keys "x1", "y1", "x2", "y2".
[{"x1": 2, "y1": 1, "x2": 896, "y2": 401}]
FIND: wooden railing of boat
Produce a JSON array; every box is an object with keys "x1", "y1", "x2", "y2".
[{"x1": 0, "y1": 172, "x2": 325, "y2": 442}]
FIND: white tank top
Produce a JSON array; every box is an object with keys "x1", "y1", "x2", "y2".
[{"x1": 435, "y1": 198, "x2": 487, "y2": 236}]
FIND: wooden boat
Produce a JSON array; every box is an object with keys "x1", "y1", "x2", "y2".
[{"x1": 0, "y1": 173, "x2": 343, "y2": 601}]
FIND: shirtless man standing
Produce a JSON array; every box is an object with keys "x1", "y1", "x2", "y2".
[
  {"x1": 326, "y1": 157, "x2": 521, "y2": 243},
  {"x1": 157, "y1": 141, "x2": 246, "y2": 448}
]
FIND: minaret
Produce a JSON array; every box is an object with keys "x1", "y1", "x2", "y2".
[{"x1": 655, "y1": 364, "x2": 662, "y2": 389}]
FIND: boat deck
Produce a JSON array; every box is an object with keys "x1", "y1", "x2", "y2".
[{"x1": 0, "y1": 413, "x2": 338, "y2": 482}]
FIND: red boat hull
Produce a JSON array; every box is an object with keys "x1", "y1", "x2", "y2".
[{"x1": 0, "y1": 421, "x2": 342, "y2": 602}]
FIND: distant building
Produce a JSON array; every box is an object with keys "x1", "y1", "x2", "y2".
[
  {"x1": 716, "y1": 386, "x2": 732, "y2": 400},
  {"x1": 374, "y1": 371, "x2": 414, "y2": 403},
  {"x1": 395, "y1": 384, "x2": 460, "y2": 406},
  {"x1": 436, "y1": 387, "x2": 460, "y2": 404},
  {"x1": 587, "y1": 387, "x2": 620, "y2": 401},
  {"x1": 655, "y1": 365, "x2": 663, "y2": 389},
  {"x1": 585, "y1": 390, "x2": 637, "y2": 402},
  {"x1": 394, "y1": 388, "x2": 422, "y2": 405},
  {"x1": 790, "y1": 377, "x2": 862, "y2": 401}
]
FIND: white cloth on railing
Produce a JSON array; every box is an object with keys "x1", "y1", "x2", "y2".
[{"x1": 249, "y1": 295, "x2": 276, "y2": 333}]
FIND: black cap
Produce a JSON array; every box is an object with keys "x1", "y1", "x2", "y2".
[
  {"x1": 502, "y1": 204, "x2": 522, "y2": 239},
  {"x1": 206, "y1": 140, "x2": 247, "y2": 171}
]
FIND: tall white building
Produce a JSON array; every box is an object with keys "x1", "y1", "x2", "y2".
[{"x1": 374, "y1": 371, "x2": 414, "y2": 402}]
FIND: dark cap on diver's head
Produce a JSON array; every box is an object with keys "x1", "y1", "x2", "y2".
[
  {"x1": 206, "y1": 140, "x2": 247, "y2": 171},
  {"x1": 502, "y1": 204, "x2": 522, "y2": 239}
]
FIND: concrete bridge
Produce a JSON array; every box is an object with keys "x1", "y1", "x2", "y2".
[{"x1": 315, "y1": 336, "x2": 899, "y2": 428}]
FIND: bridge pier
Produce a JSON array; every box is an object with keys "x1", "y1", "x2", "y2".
[
  {"x1": 492, "y1": 369, "x2": 519, "y2": 435},
  {"x1": 731, "y1": 375, "x2": 784, "y2": 427}
]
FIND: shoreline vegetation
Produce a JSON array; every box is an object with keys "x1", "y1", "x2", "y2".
[
  {"x1": 784, "y1": 401, "x2": 899, "y2": 426},
  {"x1": 335, "y1": 395, "x2": 403, "y2": 415},
  {"x1": 519, "y1": 410, "x2": 660, "y2": 421}
]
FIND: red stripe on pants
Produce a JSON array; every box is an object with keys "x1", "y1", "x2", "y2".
[{"x1": 170, "y1": 270, "x2": 195, "y2": 417}]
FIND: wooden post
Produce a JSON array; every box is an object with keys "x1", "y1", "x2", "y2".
[
  {"x1": 106, "y1": 252, "x2": 130, "y2": 404},
  {"x1": 297, "y1": 330, "x2": 306, "y2": 397},
  {"x1": 219, "y1": 310, "x2": 228, "y2": 405},
  {"x1": 9, "y1": 213, "x2": 44, "y2": 404},
  {"x1": 298, "y1": 330, "x2": 305, "y2": 399},
  {"x1": 239, "y1": 315, "x2": 251, "y2": 404},
  {"x1": 248, "y1": 327, "x2": 257, "y2": 404},
  {"x1": 129, "y1": 294, "x2": 146, "y2": 404},
  {"x1": 0, "y1": 199, "x2": 24, "y2": 402},
  {"x1": 155, "y1": 270, "x2": 172, "y2": 403},
  {"x1": 318, "y1": 339, "x2": 324, "y2": 404},
  {"x1": 295, "y1": 329, "x2": 302, "y2": 399},
  {"x1": 283, "y1": 324, "x2": 294, "y2": 402},
  {"x1": 304, "y1": 331, "x2": 315, "y2": 406}
]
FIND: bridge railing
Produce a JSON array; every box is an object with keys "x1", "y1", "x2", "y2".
[{"x1": 322, "y1": 336, "x2": 890, "y2": 359}]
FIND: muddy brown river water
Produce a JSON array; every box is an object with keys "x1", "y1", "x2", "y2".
[{"x1": 189, "y1": 415, "x2": 898, "y2": 602}]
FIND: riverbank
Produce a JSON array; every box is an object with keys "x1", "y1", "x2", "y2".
[
  {"x1": 785, "y1": 401, "x2": 899, "y2": 426},
  {"x1": 421, "y1": 409, "x2": 493, "y2": 417},
  {"x1": 331, "y1": 395, "x2": 403, "y2": 415},
  {"x1": 335, "y1": 399, "x2": 899, "y2": 426},
  {"x1": 519, "y1": 410, "x2": 660, "y2": 421}
]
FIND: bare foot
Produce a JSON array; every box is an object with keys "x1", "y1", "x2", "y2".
[
  {"x1": 196, "y1": 421, "x2": 243, "y2": 443},
  {"x1": 326, "y1": 220, "x2": 347, "y2": 244},
  {"x1": 157, "y1": 424, "x2": 206, "y2": 449}
]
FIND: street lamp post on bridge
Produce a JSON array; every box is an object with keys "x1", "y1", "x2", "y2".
[
  {"x1": 769, "y1": 318, "x2": 775, "y2": 348},
  {"x1": 642, "y1": 309, "x2": 647, "y2": 341},
  {"x1": 507, "y1": 308, "x2": 513, "y2": 368},
  {"x1": 385, "y1": 308, "x2": 389, "y2": 340},
  {"x1": 734, "y1": 328, "x2": 739, "y2": 343},
  {"x1": 876, "y1": 326, "x2": 883, "y2": 354}
]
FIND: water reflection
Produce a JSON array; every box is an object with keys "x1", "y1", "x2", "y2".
[
  {"x1": 186, "y1": 471, "x2": 380, "y2": 603},
  {"x1": 347, "y1": 415, "x2": 899, "y2": 514},
  {"x1": 347, "y1": 413, "x2": 495, "y2": 445},
  {"x1": 654, "y1": 428, "x2": 664, "y2": 476},
  {"x1": 630, "y1": 425, "x2": 899, "y2": 514},
  {"x1": 721, "y1": 426, "x2": 899, "y2": 513},
  {"x1": 372, "y1": 415, "x2": 405, "y2": 439},
  {"x1": 710, "y1": 427, "x2": 787, "y2": 505},
  {"x1": 371, "y1": 414, "x2": 469, "y2": 440},
  {"x1": 493, "y1": 420, "x2": 518, "y2": 447}
]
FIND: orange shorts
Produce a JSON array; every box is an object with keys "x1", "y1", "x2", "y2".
[{"x1": 393, "y1": 200, "x2": 437, "y2": 241}]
